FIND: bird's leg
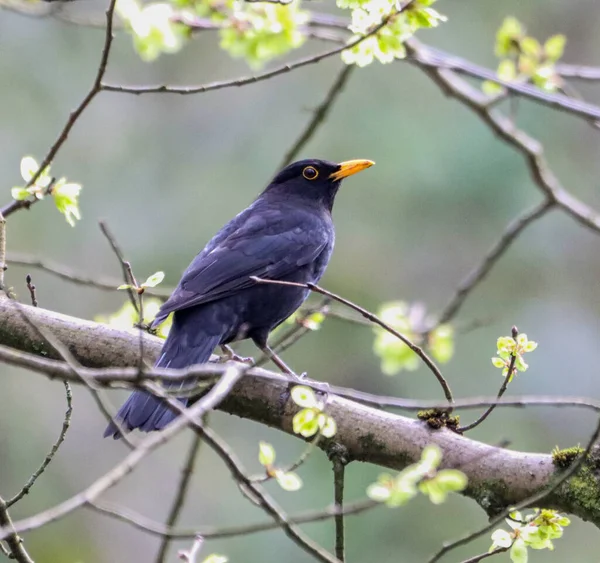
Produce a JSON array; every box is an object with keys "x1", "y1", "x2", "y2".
[
  {"x1": 220, "y1": 344, "x2": 254, "y2": 364},
  {"x1": 258, "y1": 344, "x2": 303, "y2": 379}
]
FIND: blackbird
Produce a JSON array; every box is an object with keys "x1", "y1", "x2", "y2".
[{"x1": 104, "y1": 158, "x2": 374, "y2": 439}]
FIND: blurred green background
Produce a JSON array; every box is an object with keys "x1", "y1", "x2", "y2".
[{"x1": 2, "y1": 0, "x2": 600, "y2": 561}]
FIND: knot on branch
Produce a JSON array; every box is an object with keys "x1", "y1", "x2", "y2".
[{"x1": 326, "y1": 442, "x2": 350, "y2": 466}]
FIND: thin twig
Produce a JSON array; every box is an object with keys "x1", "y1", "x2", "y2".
[
  {"x1": 154, "y1": 431, "x2": 204, "y2": 563},
  {"x1": 89, "y1": 497, "x2": 378, "y2": 539},
  {"x1": 460, "y1": 547, "x2": 509, "y2": 563},
  {"x1": 0, "y1": 212, "x2": 5, "y2": 291},
  {"x1": 250, "y1": 277, "x2": 454, "y2": 405},
  {"x1": 0, "y1": 496, "x2": 34, "y2": 563},
  {"x1": 98, "y1": 220, "x2": 140, "y2": 314},
  {"x1": 1, "y1": 0, "x2": 117, "y2": 218},
  {"x1": 332, "y1": 456, "x2": 346, "y2": 562},
  {"x1": 254, "y1": 299, "x2": 330, "y2": 367},
  {"x1": 25, "y1": 274, "x2": 37, "y2": 307},
  {"x1": 457, "y1": 327, "x2": 518, "y2": 433},
  {"x1": 7, "y1": 381, "x2": 73, "y2": 507},
  {"x1": 279, "y1": 65, "x2": 355, "y2": 169},
  {"x1": 7, "y1": 253, "x2": 170, "y2": 298},
  {"x1": 178, "y1": 535, "x2": 204, "y2": 563},
  {"x1": 199, "y1": 426, "x2": 342, "y2": 563}
]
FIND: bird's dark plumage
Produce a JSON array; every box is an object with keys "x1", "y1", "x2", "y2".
[{"x1": 104, "y1": 158, "x2": 373, "y2": 438}]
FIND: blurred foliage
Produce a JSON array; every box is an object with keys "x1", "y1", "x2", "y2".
[
  {"x1": 95, "y1": 298, "x2": 173, "y2": 338},
  {"x1": 367, "y1": 444, "x2": 467, "y2": 506},
  {"x1": 373, "y1": 301, "x2": 454, "y2": 374},
  {"x1": 483, "y1": 16, "x2": 567, "y2": 93},
  {"x1": 114, "y1": 0, "x2": 445, "y2": 68}
]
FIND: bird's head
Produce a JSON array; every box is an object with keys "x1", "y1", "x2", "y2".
[{"x1": 263, "y1": 158, "x2": 374, "y2": 211}]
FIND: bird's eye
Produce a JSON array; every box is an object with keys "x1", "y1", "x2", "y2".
[{"x1": 302, "y1": 166, "x2": 319, "y2": 180}]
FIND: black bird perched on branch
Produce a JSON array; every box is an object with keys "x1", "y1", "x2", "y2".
[{"x1": 104, "y1": 158, "x2": 374, "y2": 439}]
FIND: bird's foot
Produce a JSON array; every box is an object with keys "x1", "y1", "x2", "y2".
[{"x1": 220, "y1": 345, "x2": 254, "y2": 365}]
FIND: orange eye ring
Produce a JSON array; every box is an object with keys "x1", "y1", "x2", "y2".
[{"x1": 302, "y1": 166, "x2": 319, "y2": 180}]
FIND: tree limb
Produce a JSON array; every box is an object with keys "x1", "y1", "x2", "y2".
[{"x1": 1, "y1": 298, "x2": 599, "y2": 527}]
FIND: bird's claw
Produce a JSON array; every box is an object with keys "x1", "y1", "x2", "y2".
[{"x1": 220, "y1": 346, "x2": 254, "y2": 365}]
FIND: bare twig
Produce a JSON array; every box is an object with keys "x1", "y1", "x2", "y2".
[
  {"x1": 155, "y1": 431, "x2": 204, "y2": 563},
  {"x1": 89, "y1": 498, "x2": 378, "y2": 539},
  {"x1": 250, "y1": 277, "x2": 454, "y2": 405},
  {"x1": 435, "y1": 201, "x2": 553, "y2": 326},
  {"x1": 25, "y1": 274, "x2": 37, "y2": 307},
  {"x1": 279, "y1": 65, "x2": 355, "y2": 169},
  {"x1": 460, "y1": 547, "x2": 509, "y2": 563},
  {"x1": 332, "y1": 456, "x2": 346, "y2": 562},
  {"x1": 0, "y1": 496, "x2": 33, "y2": 563},
  {"x1": 178, "y1": 535, "x2": 204, "y2": 563},
  {"x1": 1, "y1": 0, "x2": 117, "y2": 218},
  {"x1": 0, "y1": 212, "x2": 5, "y2": 290},
  {"x1": 7, "y1": 381, "x2": 73, "y2": 507},
  {"x1": 99, "y1": 220, "x2": 140, "y2": 314},
  {"x1": 7, "y1": 253, "x2": 170, "y2": 298}
]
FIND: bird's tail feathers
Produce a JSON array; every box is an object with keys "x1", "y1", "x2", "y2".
[{"x1": 103, "y1": 332, "x2": 221, "y2": 439}]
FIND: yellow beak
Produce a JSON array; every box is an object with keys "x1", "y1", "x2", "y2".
[{"x1": 329, "y1": 159, "x2": 375, "y2": 182}]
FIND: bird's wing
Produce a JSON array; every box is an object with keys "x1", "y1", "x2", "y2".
[{"x1": 153, "y1": 209, "x2": 330, "y2": 324}]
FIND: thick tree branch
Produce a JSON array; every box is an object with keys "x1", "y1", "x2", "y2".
[{"x1": 1, "y1": 299, "x2": 599, "y2": 527}]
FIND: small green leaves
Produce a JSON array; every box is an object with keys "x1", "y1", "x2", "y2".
[
  {"x1": 367, "y1": 444, "x2": 467, "y2": 507},
  {"x1": 12, "y1": 156, "x2": 82, "y2": 226},
  {"x1": 373, "y1": 302, "x2": 454, "y2": 374},
  {"x1": 19, "y1": 156, "x2": 52, "y2": 193},
  {"x1": 275, "y1": 471, "x2": 303, "y2": 491},
  {"x1": 485, "y1": 17, "x2": 566, "y2": 93},
  {"x1": 257, "y1": 441, "x2": 303, "y2": 491},
  {"x1": 491, "y1": 333, "x2": 538, "y2": 380},
  {"x1": 118, "y1": 271, "x2": 165, "y2": 292},
  {"x1": 258, "y1": 441, "x2": 275, "y2": 466},
  {"x1": 95, "y1": 298, "x2": 172, "y2": 339},
  {"x1": 490, "y1": 509, "x2": 570, "y2": 562},
  {"x1": 116, "y1": 0, "x2": 187, "y2": 61},
  {"x1": 341, "y1": 0, "x2": 446, "y2": 67},
  {"x1": 11, "y1": 188, "x2": 30, "y2": 201},
  {"x1": 290, "y1": 385, "x2": 337, "y2": 438},
  {"x1": 495, "y1": 16, "x2": 523, "y2": 57},
  {"x1": 544, "y1": 35, "x2": 566, "y2": 62},
  {"x1": 52, "y1": 179, "x2": 82, "y2": 227},
  {"x1": 202, "y1": 556, "x2": 228, "y2": 563},
  {"x1": 220, "y1": 1, "x2": 308, "y2": 68},
  {"x1": 142, "y1": 271, "x2": 165, "y2": 288},
  {"x1": 290, "y1": 385, "x2": 316, "y2": 408},
  {"x1": 418, "y1": 467, "x2": 467, "y2": 504}
]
